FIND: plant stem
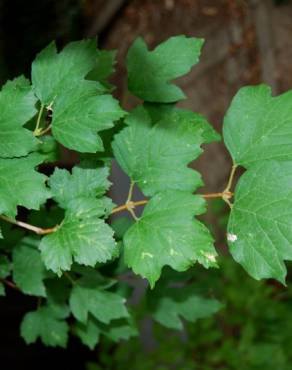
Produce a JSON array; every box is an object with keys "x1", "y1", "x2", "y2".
[
  {"x1": 224, "y1": 164, "x2": 237, "y2": 193},
  {"x1": 64, "y1": 272, "x2": 76, "y2": 285},
  {"x1": 0, "y1": 278, "x2": 20, "y2": 291},
  {"x1": 111, "y1": 200, "x2": 148, "y2": 215},
  {"x1": 0, "y1": 215, "x2": 59, "y2": 235},
  {"x1": 38, "y1": 124, "x2": 52, "y2": 136},
  {"x1": 0, "y1": 192, "x2": 232, "y2": 234},
  {"x1": 33, "y1": 104, "x2": 45, "y2": 136}
]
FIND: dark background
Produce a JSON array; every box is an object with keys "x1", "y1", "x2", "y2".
[{"x1": 1, "y1": 0, "x2": 292, "y2": 368}]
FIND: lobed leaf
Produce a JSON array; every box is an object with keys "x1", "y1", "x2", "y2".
[
  {"x1": 0, "y1": 153, "x2": 50, "y2": 218},
  {"x1": 32, "y1": 39, "x2": 102, "y2": 105},
  {"x1": 0, "y1": 76, "x2": 38, "y2": 158},
  {"x1": 127, "y1": 36, "x2": 203, "y2": 102},
  {"x1": 227, "y1": 161, "x2": 292, "y2": 284},
  {"x1": 223, "y1": 85, "x2": 292, "y2": 168},
  {"x1": 70, "y1": 281, "x2": 129, "y2": 324},
  {"x1": 13, "y1": 237, "x2": 46, "y2": 297},
  {"x1": 151, "y1": 284, "x2": 222, "y2": 330},
  {"x1": 112, "y1": 106, "x2": 212, "y2": 196},
  {"x1": 21, "y1": 306, "x2": 69, "y2": 348},
  {"x1": 124, "y1": 191, "x2": 217, "y2": 287}
]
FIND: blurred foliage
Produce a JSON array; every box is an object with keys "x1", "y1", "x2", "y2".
[{"x1": 87, "y1": 258, "x2": 292, "y2": 370}]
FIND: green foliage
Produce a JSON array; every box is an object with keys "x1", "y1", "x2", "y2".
[
  {"x1": 0, "y1": 76, "x2": 38, "y2": 158},
  {"x1": 223, "y1": 85, "x2": 292, "y2": 167},
  {"x1": 127, "y1": 35, "x2": 203, "y2": 102},
  {"x1": 0, "y1": 153, "x2": 50, "y2": 218},
  {"x1": 227, "y1": 161, "x2": 292, "y2": 284},
  {"x1": 0, "y1": 34, "x2": 291, "y2": 365},
  {"x1": 90, "y1": 260, "x2": 292, "y2": 370},
  {"x1": 124, "y1": 191, "x2": 217, "y2": 287}
]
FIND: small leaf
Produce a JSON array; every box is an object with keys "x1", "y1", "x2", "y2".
[
  {"x1": 127, "y1": 36, "x2": 203, "y2": 102},
  {"x1": 0, "y1": 255, "x2": 11, "y2": 278},
  {"x1": 74, "y1": 317, "x2": 100, "y2": 350},
  {"x1": 74, "y1": 316, "x2": 137, "y2": 350},
  {"x1": 0, "y1": 76, "x2": 38, "y2": 158},
  {"x1": 124, "y1": 191, "x2": 217, "y2": 287},
  {"x1": 223, "y1": 85, "x2": 292, "y2": 168},
  {"x1": 70, "y1": 282, "x2": 128, "y2": 324},
  {"x1": 0, "y1": 153, "x2": 50, "y2": 218},
  {"x1": 228, "y1": 161, "x2": 292, "y2": 284},
  {"x1": 21, "y1": 305, "x2": 69, "y2": 347},
  {"x1": 13, "y1": 237, "x2": 46, "y2": 296},
  {"x1": 150, "y1": 284, "x2": 222, "y2": 330}
]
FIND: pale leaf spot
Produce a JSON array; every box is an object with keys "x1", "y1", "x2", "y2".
[
  {"x1": 227, "y1": 233, "x2": 237, "y2": 242},
  {"x1": 203, "y1": 252, "x2": 217, "y2": 263},
  {"x1": 170, "y1": 248, "x2": 179, "y2": 256},
  {"x1": 141, "y1": 252, "x2": 154, "y2": 259}
]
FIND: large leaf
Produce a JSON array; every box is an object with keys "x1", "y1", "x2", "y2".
[
  {"x1": 223, "y1": 85, "x2": 292, "y2": 168},
  {"x1": 124, "y1": 191, "x2": 217, "y2": 287},
  {"x1": 51, "y1": 84, "x2": 125, "y2": 153},
  {"x1": 227, "y1": 161, "x2": 292, "y2": 284},
  {"x1": 32, "y1": 40, "x2": 101, "y2": 105},
  {"x1": 127, "y1": 36, "x2": 203, "y2": 102},
  {"x1": 40, "y1": 199, "x2": 116, "y2": 274},
  {"x1": 0, "y1": 76, "x2": 38, "y2": 158},
  {"x1": 112, "y1": 106, "x2": 209, "y2": 196},
  {"x1": 40, "y1": 166, "x2": 116, "y2": 274},
  {"x1": 0, "y1": 153, "x2": 50, "y2": 218},
  {"x1": 49, "y1": 166, "x2": 111, "y2": 209}
]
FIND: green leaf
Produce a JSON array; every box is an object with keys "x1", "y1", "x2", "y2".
[
  {"x1": 74, "y1": 317, "x2": 101, "y2": 349},
  {"x1": 74, "y1": 317, "x2": 137, "y2": 350},
  {"x1": 223, "y1": 85, "x2": 292, "y2": 168},
  {"x1": 0, "y1": 255, "x2": 11, "y2": 278},
  {"x1": 0, "y1": 153, "x2": 50, "y2": 217},
  {"x1": 124, "y1": 191, "x2": 217, "y2": 287},
  {"x1": 21, "y1": 305, "x2": 69, "y2": 347},
  {"x1": 37, "y1": 135, "x2": 60, "y2": 163},
  {"x1": 39, "y1": 199, "x2": 116, "y2": 274},
  {"x1": 144, "y1": 104, "x2": 220, "y2": 144},
  {"x1": 13, "y1": 237, "x2": 46, "y2": 296},
  {"x1": 40, "y1": 166, "x2": 116, "y2": 274},
  {"x1": 112, "y1": 106, "x2": 208, "y2": 196},
  {"x1": 0, "y1": 76, "x2": 38, "y2": 158},
  {"x1": 87, "y1": 50, "x2": 116, "y2": 88},
  {"x1": 32, "y1": 39, "x2": 102, "y2": 105},
  {"x1": 69, "y1": 282, "x2": 129, "y2": 324},
  {"x1": 227, "y1": 161, "x2": 292, "y2": 284},
  {"x1": 51, "y1": 84, "x2": 125, "y2": 153},
  {"x1": 127, "y1": 36, "x2": 204, "y2": 102},
  {"x1": 49, "y1": 166, "x2": 111, "y2": 209},
  {"x1": 151, "y1": 284, "x2": 222, "y2": 330}
]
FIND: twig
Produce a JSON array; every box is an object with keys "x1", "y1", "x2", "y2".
[{"x1": 0, "y1": 215, "x2": 59, "y2": 235}]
